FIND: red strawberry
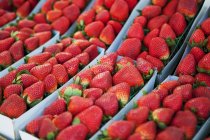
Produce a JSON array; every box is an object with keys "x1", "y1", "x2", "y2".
[
  {"x1": 84, "y1": 44, "x2": 100, "y2": 59},
  {"x1": 0, "y1": 37, "x2": 15, "y2": 53},
  {"x1": 99, "y1": 24, "x2": 116, "y2": 45},
  {"x1": 159, "y1": 23, "x2": 176, "y2": 46},
  {"x1": 83, "y1": 88, "x2": 103, "y2": 101},
  {"x1": 0, "y1": 70, "x2": 17, "y2": 88},
  {"x1": 4, "y1": 26, "x2": 18, "y2": 33},
  {"x1": 108, "y1": 20, "x2": 123, "y2": 34},
  {"x1": 169, "y1": 12, "x2": 187, "y2": 36},
  {"x1": 26, "y1": 52, "x2": 51, "y2": 65},
  {"x1": 104, "y1": 0, "x2": 114, "y2": 9},
  {"x1": 110, "y1": 0, "x2": 129, "y2": 22},
  {"x1": 20, "y1": 27, "x2": 34, "y2": 35},
  {"x1": 197, "y1": 53, "x2": 210, "y2": 75},
  {"x1": 176, "y1": 54, "x2": 196, "y2": 76},
  {"x1": 189, "y1": 47, "x2": 205, "y2": 63},
  {"x1": 14, "y1": 73, "x2": 39, "y2": 88},
  {"x1": 151, "y1": 88, "x2": 169, "y2": 101},
  {"x1": 0, "y1": 30, "x2": 10, "y2": 40},
  {"x1": 33, "y1": 13, "x2": 47, "y2": 23},
  {"x1": 52, "y1": 16, "x2": 70, "y2": 35},
  {"x1": 137, "y1": 93, "x2": 160, "y2": 110},
  {"x1": 189, "y1": 29, "x2": 206, "y2": 47},
  {"x1": 145, "y1": 55, "x2": 164, "y2": 72},
  {"x1": 142, "y1": 5, "x2": 161, "y2": 19},
  {"x1": 73, "y1": 106, "x2": 103, "y2": 135},
  {"x1": 177, "y1": 0, "x2": 197, "y2": 18},
  {"x1": 30, "y1": 63, "x2": 52, "y2": 80},
  {"x1": 44, "y1": 74, "x2": 57, "y2": 94},
  {"x1": 44, "y1": 43, "x2": 63, "y2": 55},
  {"x1": 137, "y1": 51, "x2": 148, "y2": 59},
  {"x1": 34, "y1": 23, "x2": 52, "y2": 33},
  {"x1": 125, "y1": 0, "x2": 138, "y2": 11},
  {"x1": 147, "y1": 15, "x2": 169, "y2": 31},
  {"x1": 163, "y1": 0, "x2": 178, "y2": 17},
  {"x1": 18, "y1": 19, "x2": 36, "y2": 29},
  {"x1": 41, "y1": 0, "x2": 55, "y2": 14},
  {"x1": 38, "y1": 118, "x2": 57, "y2": 139},
  {"x1": 34, "y1": 31, "x2": 52, "y2": 45},
  {"x1": 68, "y1": 96, "x2": 93, "y2": 115},
  {"x1": 128, "y1": 133, "x2": 142, "y2": 140},
  {"x1": 158, "y1": 80, "x2": 180, "y2": 92},
  {"x1": 13, "y1": 31, "x2": 31, "y2": 42},
  {"x1": 156, "y1": 126, "x2": 185, "y2": 140},
  {"x1": 63, "y1": 4, "x2": 80, "y2": 23},
  {"x1": 0, "y1": 51, "x2": 12, "y2": 68},
  {"x1": 72, "y1": 0, "x2": 86, "y2": 9},
  {"x1": 9, "y1": 40, "x2": 24, "y2": 61},
  {"x1": 135, "y1": 121, "x2": 157, "y2": 139},
  {"x1": 64, "y1": 44, "x2": 82, "y2": 57},
  {"x1": 3, "y1": 12, "x2": 16, "y2": 22},
  {"x1": 178, "y1": 74, "x2": 195, "y2": 85},
  {"x1": 115, "y1": 57, "x2": 134, "y2": 71},
  {"x1": 53, "y1": 1, "x2": 69, "y2": 10},
  {"x1": 163, "y1": 93, "x2": 183, "y2": 112},
  {"x1": 136, "y1": 58, "x2": 154, "y2": 78},
  {"x1": 91, "y1": 64, "x2": 113, "y2": 75},
  {"x1": 99, "y1": 52, "x2": 117, "y2": 67},
  {"x1": 172, "y1": 110, "x2": 197, "y2": 139},
  {"x1": 117, "y1": 38, "x2": 141, "y2": 60},
  {"x1": 60, "y1": 37, "x2": 72, "y2": 48},
  {"x1": 55, "y1": 52, "x2": 72, "y2": 64},
  {"x1": 56, "y1": 124, "x2": 88, "y2": 140},
  {"x1": 74, "y1": 69, "x2": 94, "y2": 88},
  {"x1": 134, "y1": 16, "x2": 147, "y2": 27},
  {"x1": 84, "y1": 21, "x2": 104, "y2": 38},
  {"x1": 16, "y1": 1, "x2": 31, "y2": 18},
  {"x1": 29, "y1": 0, "x2": 38, "y2": 8},
  {"x1": 0, "y1": 15, "x2": 8, "y2": 27},
  {"x1": 93, "y1": 0, "x2": 105, "y2": 13},
  {"x1": 63, "y1": 58, "x2": 79, "y2": 76},
  {"x1": 193, "y1": 86, "x2": 210, "y2": 99},
  {"x1": 51, "y1": 64, "x2": 69, "y2": 85},
  {"x1": 152, "y1": 108, "x2": 175, "y2": 129},
  {"x1": 127, "y1": 23, "x2": 144, "y2": 41},
  {"x1": 24, "y1": 36, "x2": 39, "y2": 52},
  {"x1": 73, "y1": 39, "x2": 91, "y2": 50},
  {"x1": 77, "y1": 9, "x2": 95, "y2": 25},
  {"x1": 53, "y1": 111, "x2": 72, "y2": 130},
  {"x1": 143, "y1": 28, "x2": 160, "y2": 48},
  {"x1": 43, "y1": 98, "x2": 66, "y2": 116},
  {"x1": 201, "y1": 18, "x2": 210, "y2": 35},
  {"x1": 45, "y1": 57, "x2": 58, "y2": 66},
  {"x1": 195, "y1": 73, "x2": 210, "y2": 87},
  {"x1": 96, "y1": 10, "x2": 110, "y2": 24},
  {"x1": 0, "y1": 94, "x2": 26, "y2": 118},
  {"x1": 76, "y1": 52, "x2": 90, "y2": 66},
  {"x1": 73, "y1": 31, "x2": 86, "y2": 40},
  {"x1": 3, "y1": 84, "x2": 22, "y2": 99},
  {"x1": 46, "y1": 10, "x2": 62, "y2": 22},
  {"x1": 152, "y1": 0, "x2": 167, "y2": 7},
  {"x1": 173, "y1": 84, "x2": 193, "y2": 102},
  {"x1": 126, "y1": 106, "x2": 150, "y2": 126}
]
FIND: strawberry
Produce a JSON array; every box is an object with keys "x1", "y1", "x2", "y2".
[
  {"x1": 115, "y1": 57, "x2": 134, "y2": 71},
  {"x1": 44, "y1": 43, "x2": 63, "y2": 55},
  {"x1": 176, "y1": 54, "x2": 196, "y2": 76},
  {"x1": 20, "y1": 27, "x2": 34, "y2": 35},
  {"x1": 30, "y1": 63, "x2": 52, "y2": 81},
  {"x1": 93, "y1": 0, "x2": 105, "y2": 13},
  {"x1": 173, "y1": 84, "x2": 193, "y2": 102},
  {"x1": 33, "y1": 13, "x2": 47, "y2": 23},
  {"x1": 0, "y1": 15, "x2": 8, "y2": 27},
  {"x1": 41, "y1": 0, "x2": 55, "y2": 14},
  {"x1": 113, "y1": 65, "x2": 144, "y2": 87},
  {"x1": 84, "y1": 21, "x2": 105, "y2": 38},
  {"x1": 134, "y1": 16, "x2": 147, "y2": 27},
  {"x1": 178, "y1": 75, "x2": 195, "y2": 85},
  {"x1": 52, "y1": 16, "x2": 70, "y2": 35},
  {"x1": 64, "y1": 44, "x2": 82, "y2": 57},
  {"x1": 128, "y1": 133, "x2": 142, "y2": 140},
  {"x1": 189, "y1": 47, "x2": 205, "y2": 63},
  {"x1": 68, "y1": 96, "x2": 93, "y2": 115},
  {"x1": 77, "y1": 9, "x2": 95, "y2": 25},
  {"x1": 137, "y1": 93, "x2": 160, "y2": 110},
  {"x1": 63, "y1": 4, "x2": 80, "y2": 23},
  {"x1": 147, "y1": 15, "x2": 169, "y2": 31},
  {"x1": 53, "y1": 112, "x2": 72, "y2": 130},
  {"x1": 163, "y1": 93, "x2": 183, "y2": 112},
  {"x1": 156, "y1": 126, "x2": 185, "y2": 140},
  {"x1": 151, "y1": 88, "x2": 168, "y2": 101},
  {"x1": 76, "y1": 52, "x2": 90, "y2": 66},
  {"x1": 0, "y1": 70, "x2": 17, "y2": 88},
  {"x1": 152, "y1": 108, "x2": 175, "y2": 129},
  {"x1": 127, "y1": 23, "x2": 144, "y2": 41},
  {"x1": 33, "y1": 23, "x2": 52, "y2": 33},
  {"x1": 3, "y1": 84, "x2": 22, "y2": 99},
  {"x1": 0, "y1": 51, "x2": 12, "y2": 68},
  {"x1": 91, "y1": 64, "x2": 113, "y2": 75},
  {"x1": 136, "y1": 58, "x2": 154, "y2": 78},
  {"x1": 125, "y1": 0, "x2": 138, "y2": 11},
  {"x1": 63, "y1": 58, "x2": 80, "y2": 77},
  {"x1": 0, "y1": 94, "x2": 26, "y2": 118},
  {"x1": 46, "y1": 10, "x2": 62, "y2": 22},
  {"x1": 34, "y1": 31, "x2": 52, "y2": 45},
  {"x1": 18, "y1": 19, "x2": 36, "y2": 29},
  {"x1": 0, "y1": 30, "x2": 10, "y2": 40},
  {"x1": 16, "y1": 1, "x2": 31, "y2": 18},
  {"x1": 107, "y1": 20, "x2": 123, "y2": 34},
  {"x1": 104, "y1": 0, "x2": 114, "y2": 9},
  {"x1": 117, "y1": 38, "x2": 141, "y2": 60},
  {"x1": 83, "y1": 88, "x2": 103, "y2": 101},
  {"x1": 177, "y1": 0, "x2": 197, "y2": 18},
  {"x1": 13, "y1": 31, "x2": 31, "y2": 41},
  {"x1": 53, "y1": 1, "x2": 69, "y2": 10},
  {"x1": 26, "y1": 52, "x2": 51, "y2": 65},
  {"x1": 74, "y1": 69, "x2": 94, "y2": 88},
  {"x1": 24, "y1": 36, "x2": 39, "y2": 52},
  {"x1": 108, "y1": 82, "x2": 130, "y2": 106},
  {"x1": 135, "y1": 121, "x2": 157, "y2": 140},
  {"x1": 28, "y1": 0, "x2": 38, "y2": 8},
  {"x1": 126, "y1": 106, "x2": 150, "y2": 126},
  {"x1": 73, "y1": 39, "x2": 91, "y2": 50},
  {"x1": 197, "y1": 53, "x2": 210, "y2": 75},
  {"x1": 59, "y1": 84, "x2": 83, "y2": 101},
  {"x1": 169, "y1": 12, "x2": 187, "y2": 36},
  {"x1": 4, "y1": 26, "x2": 18, "y2": 33},
  {"x1": 100, "y1": 24, "x2": 116, "y2": 45},
  {"x1": 73, "y1": 31, "x2": 86, "y2": 40},
  {"x1": 14, "y1": 73, "x2": 38, "y2": 88},
  {"x1": 163, "y1": 0, "x2": 179, "y2": 17},
  {"x1": 201, "y1": 18, "x2": 210, "y2": 35},
  {"x1": 103, "y1": 121, "x2": 135, "y2": 140},
  {"x1": 143, "y1": 28, "x2": 160, "y2": 48},
  {"x1": 9, "y1": 40, "x2": 24, "y2": 61},
  {"x1": 99, "y1": 52, "x2": 118, "y2": 67},
  {"x1": 72, "y1": 0, "x2": 86, "y2": 9},
  {"x1": 45, "y1": 57, "x2": 58, "y2": 66},
  {"x1": 137, "y1": 51, "x2": 148, "y2": 59},
  {"x1": 145, "y1": 55, "x2": 164, "y2": 72},
  {"x1": 90, "y1": 71, "x2": 112, "y2": 92},
  {"x1": 38, "y1": 118, "x2": 57, "y2": 139},
  {"x1": 195, "y1": 73, "x2": 210, "y2": 87},
  {"x1": 0, "y1": 37, "x2": 15, "y2": 53},
  {"x1": 142, "y1": 5, "x2": 162, "y2": 19},
  {"x1": 158, "y1": 80, "x2": 180, "y2": 92},
  {"x1": 96, "y1": 9, "x2": 110, "y2": 24},
  {"x1": 110, "y1": 0, "x2": 129, "y2": 22},
  {"x1": 44, "y1": 74, "x2": 57, "y2": 94},
  {"x1": 73, "y1": 105, "x2": 103, "y2": 135},
  {"x1": 189, "y1": 29, "x2": 206, "y2": 47},
  {"x1": 193, "y1": 86, "x2": 210, "y2": 99},
  {"x1": 3, "y1": 12, "x2": 15, "y2": 23},
  {"x1": 95, "y1": 92, "x2": 119, "y2": 117},
  {"x1": 51, "y1": 64, "x2": 69, "y2": 85},
  {"x1": 56, "y1": 124, "x2": 88, "y2": 140},
  {"x1": 172, "y1": 110, "x2": 197, "y2": 139},
  {"x1": 43, "y1": 98, "x2": 66, "y2": 116},
  {"x1": 55, "y1": 52, "x2": 72, "y2": 64},
  {"x1": 152, "y1": 0, "x2": 167, "y2": 7},
  {"x1": 60, "y1": 37, "x2": 72, "y2": 48}
]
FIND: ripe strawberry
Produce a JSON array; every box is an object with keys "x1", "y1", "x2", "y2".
[
  {"x1": 33, "y1": 23, "x2": 52, "y2": 33},
  {"x1": 38, "y1": 118, "x2": 57, "y2": 139},
  {"x1": 117, "y1": 38, "x2": 141, "y2": 60},
  {"x1": 30, "y1": 63, "x2": 52, "y2": 81},
  {"x1": 83, "y1": 88, "x2": 103, "y2": 101},
  {"x1": 152, "y1": 108, "x2": 174, "y2": 129},
  {"x1": 91, "y1": 64, "x2": 113, "y2": 75},
  {"x1": 134, "y1": 16, "x2": 147, "y2": 27},
  {"x1": 128, "y1": 133, "x2": 142, "y2": 140},
  {"x1": 108, "y1": 20, "x2": 123, "y2": 34},
  {"x1": 177, "y1": 0, "x2": 197, "y2": 18},
  {"x1": 99, "y1": 24, "x2": 116, "y2": 45},
  {"x1": 136, "y1": 58, "x2": 154, "y2": 78},
  {"x1": 0, "y1": 30, "x2": 10, "y2": 40},
  {"x1": 16, "y1": 1, "x2": 31, "y2": 18},
  {"x1": 63, "y1": 4, "x2": 80, "y2": 23},
  {"x1": 73, "y1": 105, "x2": 103, "y2": 135},
  {"x1": 34, "y1": 31, "x2": 52, "y2": 45},
  {"x1": 77, "y1": 9, "x2": 95, "y2": 25},
  {"x1": 72, "y1": 0, "x2": 86, "y2": 9},
  {"x1": 73, "y1": 31, "x2": 86, "y2": 40},
  {"x1": 115, "y1": 57, "x2": 134, "y2": 71},
  {"x1": 44, "y1": 74, "x2": 57, "y2": 94},
  {"x1": 197, "y1": 53, "x2": 210, "y2": 75},
  {"x1": 20, "y1": 27, "x2": 34, "y2": 35},
  {"x1": 152, "y1": 0, "x2": 167, "y2": 7},
  {"x1": 173, "y1": 84, "x2": 193, "y2": 102},
  {"x1": 126, "y1": 107, "x2": 150, "y2": 126},
  {"x1": 104, "y1": 0, "x2": 114, "y2": 9},
  {"x1": 74, "y1": 69, "x2": 94, "y2": 88},
  {"x1": 189, "y1": 47, "x2": 205, "y2": 63},
  {"x1": 29, "y1": 0, "x2": 38, "y2": 8},
  {"x1": 178, "y1": 75, "x2": 195, "y2": 85},
  {"x1": 108, "y1": 82, "x2": 130, "y2": 106},
  {"x1": 13, "y1": 31, "x2": 31, "y2": 42},
  {"x1": 0, "y1": 15, "x2": 8, "y2": 27},
  {"x1": 103, "y1": 121, "x2": 135, "y2": 140},
  {"x1": 125, "y1": 0, "x2": 138, "y2": 11},
  {"x1": 163, "y1": 93, "x2": 183, "y2": 112},
  {"x1": 68, "y1": 96, "x2": 93, "y2": 115},
  {"x1": 93, "y1": 0, "x2": 105, "y2": 13},
  {"x1": 201, "y1": 18, "x2": 210, "y2": 35},
  {"x1": 4, "y1": 26, "x2": 18, "y2": 33},
  {"x1": 76, "y1": 52, "x2": 90, "y2": 66},
  {"x1": 56, "y1": 124, "x2": 88, "y2": 140},
  {"x1": 46, "y1": 10, "x2": 62, "y2": 22},
  {"x1": 0, "y1": 37, "x2": 15, "y2": 53},
  {"x1": 72, "y1": 39, "x2": 91, "y2": 50},
  {"x1": 59, "y1": 84, "x2": 83, "y2": 101},
  {"x1": 45, "y1": 57, "x2": 58, "y2": 66},
  {"x1": 142, "y1": 5, "x2": 161, "y2": 19},
  {"x1": 176, "y1": 54, "x2": 196, "y2": 76},
  {"x1": 189, "y1": 29, "x2": 206, "y2": 47},
  {"x1": 55, "y1": 52, "x2": 72, "y2": 64},
  {"x1": 63, "y1": 57, "x2": 79, "y2": 76},
  {"x1": 0, "y1": 51, "x2": 12, "y2": 68},
  {"x1": 26, "y1": 52, "x2": 51, "y2": 65},
  {"x1": 158, "y1": 80, "x2": 180, "y2": 92},
  {"x1": 169, "y1": 12, "x2": 187, "y2": 36},
  {"x1": 53, "y1": 112, "x2": 72, "y2": 130},
  {"x1": 143, "y1": 28, "x2": 160, "y2": 48},
  {"x1": 18, "y1": 19, "x2": 36, "y2": 29},
  {"x1": 14, "y1": 73, "x2": 39, "y2": 88},
  {"x1": 156, "y1": 126, "x2": 185, "y2": 140},
  {"x1": 52, "y1": 16, "x2": 70, "y2": 35},
  {"x1": 33, "y1": 13, "x2": 47, "y2": 23},
  {"x1": 163, "y1": 0, "x2": 178, "y2": 17},
  {"x1": 41, "y1": 0, "x2": 55, "y2": 13},
  {"x1": 0, "y1": 70, "x2": 17, "y2": 88},
  {"x1": 151, "y1": 88, "x2": 168, "y2": 101},
  {"x1": 195, "y1": 73, "x2": 210, "y2": 87},
  {"x1": 99, "y1": 52, "x2": 118, "y2": 67},
  {"x1": 145, "y1": 55, "x2": 164, "y2": 72},
  {"x1": 84, "y1": 21, "x2": 105, "y2": 38},
  {"x1": 137, "y1": 93, "x2": 160, "y2": 110},
  {"x1": 64, "y1": 44, "x2": 82, "y2": 57},
  {"x1": 53, "y1": 1, "x2": 69, "y2": 10},
  {"x1": 51, "y1": 64, "x2": 69, "y2": 85},
  {"x1": 43, "y1": 98, "x2": 66, "y2": 116},
  {"x1": 96, "y1": 9, "x2": 110, "y2": 24},
  {"x1": 193, "y1": 86, "x2": 210, "y2": 99},
  {"x1": 3, "y1": 84, "x2": 22, "y2": 99},
  {"x1": 137, "y1": 51, "x2": 148, "y2": 59},
  {"x1": 3, "y1": 12, "x2": 16, "y2": 22},
  {"x1": 60, "y1": 37, "x2": 72, "y2": 48},
  {"x1": 0, "y1": 94, "x2": 26, "y2": 118},
  {"x1": 44, "y1": 43, "x2": 64, "y2": 55},
  {"x1": 147, "y1": 15, "x2": 169, "y2": 31},
  {"x1": 9, "y1": 40, "x2": 24, "y2": 61},
  {"x1": 127, "y1": 23, "x2": 144, "y2": 41},
  {"x1": 24, "y1": 36, "x2": 39, "y2": 52},
  {"x1": 172, "y1": 110, "x2": 197, "y2": 139}
]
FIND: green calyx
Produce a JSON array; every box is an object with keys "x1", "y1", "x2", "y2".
[
  {"x1": 166, "y1": 38, "x2": 176, "y2": 47},
  {"x1": 72, "y1": 118, "x2": 81, "y2": 125},
  {"x1": 47, "y1": 132, "x2": 56, "y2": 140},
  {"x1": 197, "y1": 67, "x2": 210, "y2": 75}
]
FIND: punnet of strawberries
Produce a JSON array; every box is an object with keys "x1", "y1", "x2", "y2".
[
  {"x1": 98, "y1": 76, "x2": 210, "y2": 140},
  {"x1": 116, "y1": 0, "x2": 204, "y2": 73},
  {"x1": 0, "y1": 0, "x2": 39, "y2": 27},
  {"x1": 23, "y1": 52, "x2": 156, "y2": 139},
  {"x1": 0, "y1": 37, "x2": 100, "y2": 119}
]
